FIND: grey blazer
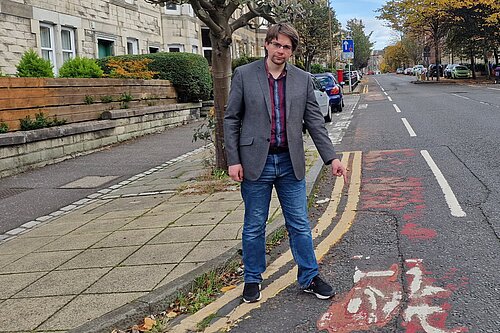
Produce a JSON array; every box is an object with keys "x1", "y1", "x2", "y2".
[{"x1": 224, "y1": 59, "x2": 338, "y2": 181}]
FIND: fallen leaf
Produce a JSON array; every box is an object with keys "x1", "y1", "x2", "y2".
[
  {"x1": 221, "y1": 285, "x2": 236, "y2": 292},
  {"x1": 137, "y1": 317, "x2": 156, "y2": 331},
  {"x1": 166, "y1": 311, "x2": 178, "y2": 318}
]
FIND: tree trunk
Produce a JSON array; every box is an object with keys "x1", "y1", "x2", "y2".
[
  {"x1": 434, "y1": 35, "x2": 440, "y2": 82},
  {"x1": 470, "y1": 50, "x2": 476, "y2": 80},
  {"x1": 210, "y1": 33, "x2": 232, "y2": 171}
]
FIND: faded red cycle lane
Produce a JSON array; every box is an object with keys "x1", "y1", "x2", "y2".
[{"x1": 318, "y1": 149, "x2": 470, "y2": 333}]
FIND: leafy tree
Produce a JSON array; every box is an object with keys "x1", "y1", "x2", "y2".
[
  {"x1": 16, "y1": 49, "x2": 54, "y2": 78},
  {"x1": 294, "y1": 0, "x2": 339, "y2": 72},
  {"x1": 377, "y1": 0, "x2": 454, "y2": 81},
  {"x1": 382, "y1": 42, "x2": 409, "y2": 71},
  {"x1": 445, "y1": 1, "x2": 500, "y2": 77},
  {"x1": 144, "y1": 0, "x2": 302, "y2": 170},
  {"x1": 346, "y1": 19, "x2": 373, "y2": 70}
]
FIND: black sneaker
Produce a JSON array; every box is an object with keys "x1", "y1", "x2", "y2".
[
  {"x1": 242, "y1": 283, "x2": 261, "y2": 303},
  {"x1": 303, "y1": 275, "x2": 334, "y2": 299}
]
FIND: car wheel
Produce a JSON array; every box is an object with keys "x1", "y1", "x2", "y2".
[
  {"x1": 324, "y1": 105, "x2": 332, "y2": 122},
  {"x1": 337, "y1": 101, "x2": 343, "y2": 113}
]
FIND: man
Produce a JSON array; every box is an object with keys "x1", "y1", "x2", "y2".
[{"x1": 224, "y1": 23, "x2": 347, "y2": 303}]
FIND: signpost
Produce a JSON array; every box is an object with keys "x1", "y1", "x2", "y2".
[{"x1": 342, "y1": 39, "x2": 354, "y2": 92}]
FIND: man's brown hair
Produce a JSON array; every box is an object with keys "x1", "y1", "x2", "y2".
[{"x1": 265, "y1": 23, "x2": 299, "y2": 52}]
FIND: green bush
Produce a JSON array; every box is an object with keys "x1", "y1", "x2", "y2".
[
  {"x1": 0, "y1": 121, "x2": 8, "y2": 133},
  {"x1": 311, "y1": 64, "x2": 326, "y2": 74},
  {"x1": 98, "y1": 52, "x2": 212, "y2": 102},
  {"x1": 232, "y1": 55, "x2": 262, "y2": 70},
  {"x1": 16, "y1": 49, "x2": 54, "y2": 78},
  {"x1": 20, "y1": 112, "x2": 66, "y2": 131},
  {"x1": 59, "y1": 57, "x2": 103, "y2": 78}
]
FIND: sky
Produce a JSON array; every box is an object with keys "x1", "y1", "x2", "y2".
[{"x1": 330, "y1": 0, "x2": 397, "y2": 50}]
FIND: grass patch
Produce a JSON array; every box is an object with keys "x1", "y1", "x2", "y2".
[
  {"x1": 196, "y1": 313, "x2": 217, "y2": 331},
  {"x1": 177, "y1": 167, "x2": 238, "y2": 195}
]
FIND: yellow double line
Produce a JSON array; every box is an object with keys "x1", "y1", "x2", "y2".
[{"x1": 171, "y1": 151, "x2": 362, "y2": 333}]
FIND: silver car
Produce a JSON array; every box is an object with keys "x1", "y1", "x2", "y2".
[{"x1": 311, "y1": 75, "x2": 331, "y2": 122}]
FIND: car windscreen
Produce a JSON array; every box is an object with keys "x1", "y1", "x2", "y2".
[
  {"x1": 316, "y1": 76, "x2": 333, "y2": 86},
  {"x1": 455, "y1": 66, "x2": 468, "y2": 70}
]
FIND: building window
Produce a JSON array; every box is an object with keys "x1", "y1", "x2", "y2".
[
  {"x1": 98, "y1": 39, "x2": 114, "y2": 58},
  {"x1": 40, "y1": 23, "x2": 56, "y2": 68},
  {"x1": 61, "y1": 27, "x2": 76, "y2": 63},
  {"x1": 149, "y1": 46, "x2": 160, "y2": 53},
  {"x1": 165, "y1": 4, "x2": 177, "y2": 10},
  {"x1": 201, "y1": 28, "x2": 212, "y2": 65},
  {"x1": 192, "y1": 45, "x2": 198, "y2": 54},
  {"x1": 168, "y1": 44, "x2": 184, "y2": 52},
  {"x1": 127, "y1": 38, "x2": 139, "y2": 55}
]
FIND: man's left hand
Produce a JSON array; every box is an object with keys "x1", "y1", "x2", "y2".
[{"x1": 331, "y1": 159, "x2": 348, "y2": 184}]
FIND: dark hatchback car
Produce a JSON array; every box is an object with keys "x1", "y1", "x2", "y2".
[
  {"x1": 428, "y1": 64, "x2": 444, "y2": 77},
  {"x1": 313, "y1": 73, "x2": 344, "y2": 117}
]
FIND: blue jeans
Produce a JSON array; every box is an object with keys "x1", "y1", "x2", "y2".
[{"x1": 241, "y1": 152, "x2": 318, "y2": 288}]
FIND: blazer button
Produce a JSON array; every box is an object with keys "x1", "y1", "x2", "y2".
[{"x1": 266, "y1": 138, "x2": 270, "y2": 142}]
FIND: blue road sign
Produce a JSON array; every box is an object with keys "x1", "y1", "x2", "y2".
[{"x1": 342, "y1": 39, "x2": 354, "y2": 59}]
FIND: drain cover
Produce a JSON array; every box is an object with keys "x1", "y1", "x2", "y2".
[
  {"x1": 0, "y1": 188, "x2": 30, "y2": 200},
  {"x1": 60, "y1": 176, "x2": 119, "y2": 189}
]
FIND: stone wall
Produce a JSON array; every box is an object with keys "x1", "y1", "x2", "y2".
[
  {"x1": 0, "y1": 102, "x2": 201, "y2": 178},
  {"x1": 0, "y1": 0, "x2": 163, "y2": 75}
]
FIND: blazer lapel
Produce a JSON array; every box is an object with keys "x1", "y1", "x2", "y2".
[
  {"x1": 285, "y1": 65, "x2": 294, "y2": 119},
  {"x1": 256, "y1": 60, "x2": 272, "y2": 120}
]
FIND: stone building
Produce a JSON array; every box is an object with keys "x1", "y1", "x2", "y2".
[{"x1": 0, "y1": 0, "x2": 265, "y2": 76}]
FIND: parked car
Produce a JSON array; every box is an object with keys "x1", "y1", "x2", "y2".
[
  {"x1": 313, "y1": 72, "x2": 344, "y2": 117},
  {"x1": 450, "y1": 65, "x2": 472, "y2": 79},
  {"x1": 396, "y1": 68, "x2": 404, "y2": 74},
  {"x1": 444, "y1": 64, "x2": 458, "y2": 78},
  {"x1": 342, "y1": 70, "x2": 358, "y2": 85},
  {"x1": 428, "y1": 64, "x2": 443, "y2": 77},
  {"x1": 404, "y1": 67, "x2": 414, "y2": 75},
  {"x1": 310, "y1": 74, "x2": 332, "y2": 122},
  {"x1": 413, "y1": 65, "x2": 425, "y2": 75}
]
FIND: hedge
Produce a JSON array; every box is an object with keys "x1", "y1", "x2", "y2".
[{"x1": 97, "y1": 52, "x2": 212, "y2": 102}]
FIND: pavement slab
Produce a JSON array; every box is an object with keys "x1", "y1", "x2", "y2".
[
  {"x1": 122, "y1": 242, "x2": 197, "y2": 265},
  {"x1": 58, "y1": 246, "x2": 139, "y2": 270},
  {"x1": 148, "y1": 225, "x2": 214, "y2": 244},
  {"x1": 16, "y1": 268, "x2": 110, "y2": 297},
  {"x1": 181, "y1": 240, "x2": 240, "y2": 263},
  {"x1": 86, "y1": 264, "x2": 176, "y2": 294},
  {"x1": 38, "y1": 293, "x2": 145, "y2": 331},
  {"x1": 0, "y1": 272, "x2": 46, "y2": 299},
  {"x1": 91, "y1": 228, "x2": 162, "y2": 248},
  {"x1": 0, "y1": 296, "x2": 73, "y2": 331},
  {"x1": 2, "y1": 250, "x2": 81, "y2": 273}
]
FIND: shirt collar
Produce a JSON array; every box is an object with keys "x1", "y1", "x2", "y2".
[{"x1": 265, "y1": 57, "x2": 287, "y2": 79}]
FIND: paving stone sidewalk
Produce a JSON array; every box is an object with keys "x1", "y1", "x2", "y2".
[{"x1": 0, "y1": 143, "x2": 321, "y2": 332}]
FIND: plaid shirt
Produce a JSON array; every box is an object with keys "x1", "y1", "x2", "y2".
[{"x1": 266, "y1": 61, "x2": 288, "y2": 148}]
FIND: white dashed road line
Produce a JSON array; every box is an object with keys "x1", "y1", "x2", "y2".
[
  {"x1": 420, "y1": 150, "x2": 466, "y2": 217},
  {"x1": 393, "y1": 104, "x2": 402, "y2": 113},
  {"x1": 401, "y1": 118, "x2": 416, "y2": 137}
]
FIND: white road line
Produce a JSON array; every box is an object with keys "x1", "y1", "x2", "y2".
[
  {"x1": 381, "y1": 87, "x2": 385, "y2": 91},
  {"x1": 388, "y1": 96, "x2": 393, "y2": 101},
  {"x1": 393, "y1": 104, "x2": 402, "y2": 113},
  {"x1": 383, "y1": 91, "x2": 388, "y2": 95},
  {"x1": 452, "y1": 93, "x2": 470, "y2": 100},
  {"x1": 401, "y1": 118, "x2": 416, "y2": 137},
  {"x1": 487, "y1": 87, "x2": 500, "y2": 91},
  {"x1": 420, "y1": 150, "x2": 466, "y2": 217}
]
